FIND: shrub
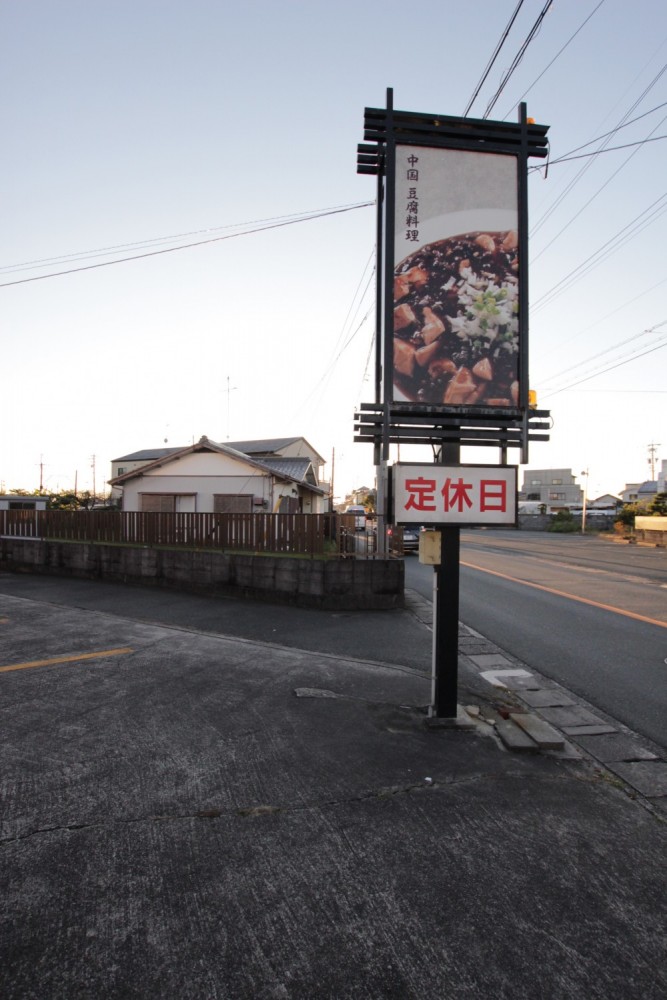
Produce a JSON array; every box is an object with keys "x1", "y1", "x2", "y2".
[{"x1": 548, "y1": 510, "x2": 579, "y2": 533}]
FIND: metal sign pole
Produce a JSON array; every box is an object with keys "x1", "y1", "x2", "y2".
[
  {"x1": 432, "y1": 440, "x2": 460, "y2": 719},
  {"x1": 433, "y1": 523, "x2": 461, "y2": 718}
]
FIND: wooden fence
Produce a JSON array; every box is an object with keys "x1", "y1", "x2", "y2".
[{"x1": 0, "y1": 510, "x2": 399, "y2": 558}]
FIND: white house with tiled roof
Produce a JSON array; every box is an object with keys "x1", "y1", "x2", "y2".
[{"x1": 109, "y1": 436, "x2": 328, "y2": 514}]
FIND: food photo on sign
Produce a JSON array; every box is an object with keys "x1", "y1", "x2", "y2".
[{"x1": 393, "y1": 146, "x2": 521, "y2": 408}]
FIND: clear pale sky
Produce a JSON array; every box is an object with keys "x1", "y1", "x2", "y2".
[{"x1": 2, "y1": 0, "x2": 666, "y2": 500}]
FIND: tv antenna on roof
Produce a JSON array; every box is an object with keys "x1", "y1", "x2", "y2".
[{"x1": 224, "y1": 376, "x2": 238, "y2": 440}]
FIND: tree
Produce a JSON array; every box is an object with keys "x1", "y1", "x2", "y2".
[
  {"x1": 616, "y1": 499, "x2": 652, "y2": 529},
  {"x1": 362, "y1": 491, "x2": 377, "y2": 515},
  {"x1": 648, "y1": 492, "x2": 667, "y2": 516},
  {"x1": 47, "y1": 490, "x2": 83, "y2": 510}
]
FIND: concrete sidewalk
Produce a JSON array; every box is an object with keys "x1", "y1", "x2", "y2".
[{"x1": 1, "y1": 583, "x2": 666, "y2": 999}]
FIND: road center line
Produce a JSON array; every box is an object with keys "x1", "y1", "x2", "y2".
[
  {"x1": 460, "y1": 561, "x2": 667, "y2": 629},
  {"x1": 0, "y1": 647, "x2": 134, "y2": 673}
]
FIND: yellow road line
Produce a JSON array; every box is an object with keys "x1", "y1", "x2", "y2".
[
  {"x1": 461, "y1": 561, "x2": 667, "y2": 629},
  {"x1": 0, "y1": 647, "x2": 134, "y2": 674}
]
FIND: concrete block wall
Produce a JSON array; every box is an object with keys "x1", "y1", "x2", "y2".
[{"x1": 0, "y1": 539, "x2": 404, "y2": 610}]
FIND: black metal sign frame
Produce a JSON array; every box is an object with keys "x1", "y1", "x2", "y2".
[{"x1": 356, "y1": 88, "x2": 550, "y2": 463}]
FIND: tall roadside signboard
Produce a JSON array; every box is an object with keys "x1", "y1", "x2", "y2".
[{"x1": 355, "y1": 90, "x2": 551, "y2": 719}]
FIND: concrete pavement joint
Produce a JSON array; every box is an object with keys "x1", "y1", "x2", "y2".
[{"x1": 7, "y1": 770, "x2": 570, "y2": 847}]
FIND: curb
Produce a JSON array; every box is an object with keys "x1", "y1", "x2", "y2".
[{"x1": 404, "y1": 588, "x2": 667, "y2": 816}]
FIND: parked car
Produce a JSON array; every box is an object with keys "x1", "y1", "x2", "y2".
[{"x1": 402, "y1": 527, "x2": 421, "y2": 553}]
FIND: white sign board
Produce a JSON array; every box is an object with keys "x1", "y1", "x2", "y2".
[{"x1": 394, "y1": 464, "x2": 517, "y2": 527}]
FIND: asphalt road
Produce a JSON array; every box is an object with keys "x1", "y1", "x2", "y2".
[{"x1": 405, "y1": 530, "x2": 667, "y2": 749}]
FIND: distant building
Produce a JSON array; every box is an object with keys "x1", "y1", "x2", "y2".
[
  {"x1": 520, "y1": 468, "x2": 583, "y2": 510},
  {"x1": 0, "y1": 494, "x2": 48, "y2": 511},
  {"x1": 588, "y1": 493, "x2": 621, "y2": 510},
  {"x1": 620, "y1": 482, "x2": 657, "y2": 505}
]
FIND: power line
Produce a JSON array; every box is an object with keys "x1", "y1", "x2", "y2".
[
  {"x1": 532, "y1": 190, "x2": 667, "y2": 310},
  {"x1": 539, "y1": 323, "x2": 667, "y2": 397},
  {"x1": 541, "y1": 100, "x2": 667, "y2": 161},
  {"x1": 530, "y1": 132, "x2": 667, "y2": 171},
  {"x1": 533, "y1": 274, "x2": 667, "y2": 369},
  {"x1": 0, "y1": 202, "x2": 374, "y2": 288},
  {"x1": 0, "y1": 201, "x2": 373, "y2": 274},
  {"x1": 541, "y1": 338, "x2": 667, "y2": 397},
  {"x1": 530, "y1": 58, "x2": 667, "y2": 237},
  {"x1": 502, "y1": 0, "x2": 608, "y2": 118},
  {"x1": 531, "y1": 104, "x2": 667, "y2": 262},
  {"x1": 462, "y1": 0, "x2": 526, "y2": 117},
  {"x1": 538, "y1": 321, "x2": 667, "y2": 388},
  {"x1": 483, "y1": 0, "x2": 554, "y2": 119}
]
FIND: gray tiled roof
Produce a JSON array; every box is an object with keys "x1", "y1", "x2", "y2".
[
  {"x1": 225, "y1": 437, "x2": 300, "y2": 455},
  {"x1": 113, "y1": 447, "x2": 185, "y2": 462},
  {"x1": 259, "y1": 457, "x2": 312, "y2": 482}
]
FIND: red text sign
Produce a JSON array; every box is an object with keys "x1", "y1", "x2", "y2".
[{"x1": 395, "y1": 464, "x2": 517, "y2": 526}]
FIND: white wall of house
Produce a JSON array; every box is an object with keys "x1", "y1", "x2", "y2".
[
  {"x1": 116, "y1": 448, "x2": 325, "y2": 514},
  {"x1": 120, "y1": 452, "x2": 274, "y2": 512},
  {"x1": 277, "y1": 440, "x2": 324, "y2": 476},
  {"x1": 110, "y1": 459, "x2": 158, "y2": 497}
]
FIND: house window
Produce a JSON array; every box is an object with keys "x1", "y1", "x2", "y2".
[
  {"x1": 549, "y1": 492, "x2": 566, "y2": 500},
  {"x1": 530, "y1": 479, "x2": 542, "y2": 485},
  {"x1": 551, "y1": 478, "x2": 562, "y2": 485},
  {"x1": 214, "y1": 494, "x2": 253, "y2": 514},
  {"x1": 117, "y1": 467, "x2": 126, "y2": 475},
  {"x1": 141, "y1": 494, "x2": 175, "y2": 513},
  {"x1": 9, "y1": 501, "x2": 36, "y2": 509}
]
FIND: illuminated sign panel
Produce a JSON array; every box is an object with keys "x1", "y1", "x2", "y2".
[
  {"x1": 394, "y1": 463, "x2": 517, "y2": 526},
  {"x1": 393, "y1": 146, "x2": 520, "y2": 409}
]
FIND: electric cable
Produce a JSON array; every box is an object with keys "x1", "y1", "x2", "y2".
[
  {"x1": 501, "y1": 0, "x2": 607, "y2": 118},
  {"x1": 0, "y1": 201, "x2": 373, "y2": 274},
  {"x1": 532, "y1": 191, "x2": 667, "y2": 310},
  {"x1": 532, "y1": 273, "x2": 667, "y2": 368},
  {"x1": 538, "y1": 100, "x2": 667, "y2": 162},
  {"x1": 462, "y1": 0, "x2": 526, "y2": 117},
  {"x1": 537, "y1": 321, "x2": 667, "y2": 388},
  {"x1": 531, "y1": 59, "x2": 667, "y2": 237},
  {"x1": 483, "y1": 0, "x2": 554, "y2": 119},
  {"x1": 540, "y1": 333, "x2": 667, "y2": 398},
  {"x1": 0, "y1": 202, "x2": 374, "y2": 287}
]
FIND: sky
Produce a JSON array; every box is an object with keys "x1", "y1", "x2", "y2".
[{"x1": 2, "y1": 0, "x2": 666, "y2": 502}]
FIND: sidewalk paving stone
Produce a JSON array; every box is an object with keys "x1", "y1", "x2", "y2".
[{"x1": 573, "y1": 733, "x2": 659, "y2": 762}]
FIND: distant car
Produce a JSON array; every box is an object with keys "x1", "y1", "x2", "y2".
[
  {"x1": 345, "y1": 505, "x2": 367, "y2": 531},
  {"x1": 402, "y1": 527, "x2": 420, "y2": 553}
]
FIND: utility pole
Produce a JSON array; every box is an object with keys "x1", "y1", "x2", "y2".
[
  {"x1": 580, "y1": 469, "x2": 589, "y2": 534},
  {"x1": 91, "y1": 455, "x2": 96, "y2": 501},
  {"x1": 647, "y1": 442, "x2": 661, "y2": 480}
]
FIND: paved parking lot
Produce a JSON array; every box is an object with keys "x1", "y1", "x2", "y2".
[{"x1": 1, "y1": 581, "x2": 666, "y2": 999}]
